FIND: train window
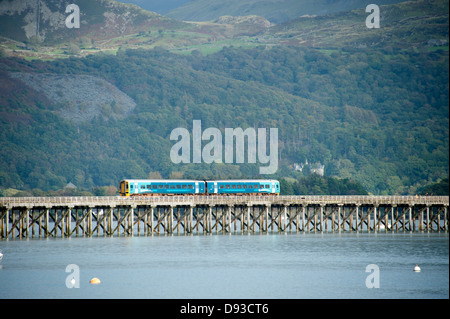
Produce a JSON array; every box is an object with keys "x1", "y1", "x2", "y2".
[
  {"x1": 237, "y1": 185, "x2": 241, "y2": 189},
  {"x1": 248, "y1": 185, "x2": 252, "y2": 189},
  {"x1": 170, "y1": 185, "x2": 175, "y2": 189},
  {"x1": 265, "y1": 185, "x2": 270, "y2": 188},
  {"x1": 153, "y1": 185, "x2": 157, "y2": 189},
  {"x1": 243, "y1": 185, "x2": 247, "y2": 189},
  {"x1": 232, "y1": 185, "x2": 236, "y2": 189},
  {"x1": 130, "y1": 185, "x2": 134, "y2": 189},
  {"x1": 177, "y1": 185, "x2": 181, "y2": 189},
  {"x1": 182, "y1": 185, "x2": 187, "y2": 189},
  {"x1": 165, "y1": 185, "x2": 169, "y2": 189},
  {"x1": 147, "y1": 185, "x2": 151, "y2": 189},
  {"x1": 220, "y1": 185, "x2": 224, "y2": 189},
  {"x1": 188, "y1": 185, "x2": 193, "y2": 189},
  {"x1": 226, "y1": 185, "x2": 230, "y2": 189},
  {"x1": 158, "y1": 185, "x2": 163, "y2": 189},
  {"x1": 260, "y1": 185, "x2": 264, "y2": 189}
]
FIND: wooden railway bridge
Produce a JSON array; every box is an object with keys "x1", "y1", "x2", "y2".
[{"x1": 1, "y1": 195, "x2": 448, "y2": 238}]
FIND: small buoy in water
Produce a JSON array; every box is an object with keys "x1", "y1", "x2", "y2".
[
  {"x1": 70, "y1": 278, "x2": 76, "y2": 286},
  {"x1": 90, "y1": 277, "x2": 101, "y2": 284},
  {"x1": 414, "y1": 264, "x2": 421, "y2": 272}
]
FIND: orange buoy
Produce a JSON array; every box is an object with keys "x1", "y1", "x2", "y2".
[{"x1": 90, "y1": 277, "x2": 101, "y2": 284}]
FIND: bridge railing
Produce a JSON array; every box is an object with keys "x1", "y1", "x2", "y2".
[{"x1": 1, "y1": 195, "x2": 448, "y2": 207}]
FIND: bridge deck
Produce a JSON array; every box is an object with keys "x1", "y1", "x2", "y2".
[{"x1": 1, "y1": 195, "x2": 448, "y2": 207}]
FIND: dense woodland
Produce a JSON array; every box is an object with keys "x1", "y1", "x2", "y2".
[{"x1": 0, "y1": 43, "x2": 448, "y2": 196}]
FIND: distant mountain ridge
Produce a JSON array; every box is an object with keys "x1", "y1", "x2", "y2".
[
  {"x1": 0, "y1": 0, "x2": 448, "y2": 59},
  {"x1": 163, "y1": 0, "x2": 412, "y2": 23}
]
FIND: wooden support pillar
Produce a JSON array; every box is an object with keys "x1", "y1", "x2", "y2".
[
  {"x1": 281, "y1": 206, "x2": 287, "y2": 233},
  {"x1": 390, "y1": 205, "x2": 396, "y2": 231},
  {"x1": 437, "y1": 207, "x2": 441, "y2": 232},
  {"x1": 246, "y1": 205, "x2": 251, "y2": 234},
  {"x1": 209, "y1": 206, "x2": 213, "y2": 234},
  {"x1": 445, "y1": 207, "x2": 448, "y2": 232},
  {"x1": 130, "y1": 206, "x2": 135, "y2": 236},
  {"x1": 177, "y1": 207, "x2": 182, "y2": 235},
  {"x1": 7, "y1": 208, "x2": 11, "y2": 238},
  {"x1": 419, "y1": 207, "x2": 424, "y2": 232},
  {"x1": 302, "y1": 205, "x2": 306, "y2": 232},
  {"x1": 383, "y1": 207, "x2": 389, "y2": 233},
  {"x1": 90, "y1": 207, "x2": 95, "y2": 236},
  {"x1": 337, "y1": 205, "x2": 342, "y2": 232},
  {"x1": 150, "y1": 206, "x2": 155, "y2": 236},
  {"x1": 348, "y1": 206, "x2": 353, "y2": 233},
  {"x1": 1, "y1": 209, "x2": 7, "y2": 238},
  {"x1": 374, "y1": 205, "x2": 378, "y2": 233},
  {"x1": 45, "y1": 207, "x2": 49, "y2": 237},
  {"x1": 168, "y1": 205, "x2": 173, "y2": 235},
  {"x1": 331, "y1": 206, "x2": 335, "y2": 233},
  {"x1": 25, "y1": 207, "x2": 30, "y2": 238},
  {"x1": 157, "y1": 207, "x2": 161, "y2": 234},
  {"x1": 233, "y1": 206, "x2": 237, "y2": 234},
  {"x1": 189, "y1": 206, "x2": 193, "y2": 234},
  {"x1": 401, "y1": 207, "x2": 406, "y2": 232},
  {"x1": 355, "y1": 205, "x2": 359, "y2": 233},
  {"x1": 228, "y1": 205, "x2": 233, "y2": 234},
  {"x1": 321, "y1": 205, "x2": 326, "y2": 232}
]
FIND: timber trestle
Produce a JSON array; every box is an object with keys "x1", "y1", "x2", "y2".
[{"x1": 1, "y1": 196, "x2": 448, "y2": 238}]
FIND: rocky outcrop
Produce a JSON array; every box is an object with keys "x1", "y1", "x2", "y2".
[
  {"x1": 9, "y1": 72, "x2": 136, "y2": 124},
  {"x1": 215, "y1": 15, "x2": 272, "y2": 28}
]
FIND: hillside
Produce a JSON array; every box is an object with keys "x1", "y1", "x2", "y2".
[
  {"x1": 165, "y1": 0, "x2": 411, "y2": 23},
  {"x1": 119, "y1": 0, "x2": 191, "y2": 15},
  {"x1": 1, "y1": 44, "x2": 448, "y2": 195},
  {"x1": 0, "y1": 0, "x2": 183, "y2": 43},
  {"x1": 0, "y1": 0, "x2": 448, "y2": 195},
  {"x1": 2, "y1": 0, "x2": 448, "y2": 59},
  {"x1": 269, "y1": 0, "x2": 449, "y2": 49}
]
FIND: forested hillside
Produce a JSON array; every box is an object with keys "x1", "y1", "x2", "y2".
[{"x1": 1, "y1": 44, "x2": 448, "y2": 195}]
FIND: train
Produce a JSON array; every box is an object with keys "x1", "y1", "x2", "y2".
[{"x1": 119, "y1": 179, "x2": 280, "y2": 197}]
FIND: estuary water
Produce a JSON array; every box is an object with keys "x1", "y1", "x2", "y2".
[{"x1": 0, "y1": 232, "x2": 448, "y2": 299}]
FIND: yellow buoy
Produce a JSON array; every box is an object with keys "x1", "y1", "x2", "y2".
[{"x1": 90, "y1": 277, "x2": 101, "y2": 284}]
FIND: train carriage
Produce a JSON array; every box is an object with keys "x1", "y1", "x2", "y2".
[
  {"x1": 206, "y1": 179, "x2": 279, "y2": 195},
  {"x1": 119, "y1": 179, "x2": 205, "y2": 196}
]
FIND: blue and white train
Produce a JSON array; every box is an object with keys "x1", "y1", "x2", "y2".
[{"x1": 119, "y1": 179, "x2": 280, "y2": 196}]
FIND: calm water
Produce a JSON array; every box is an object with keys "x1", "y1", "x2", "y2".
[{"x1": 0, "y1": 232, "x2": 448, "y2": 299}]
